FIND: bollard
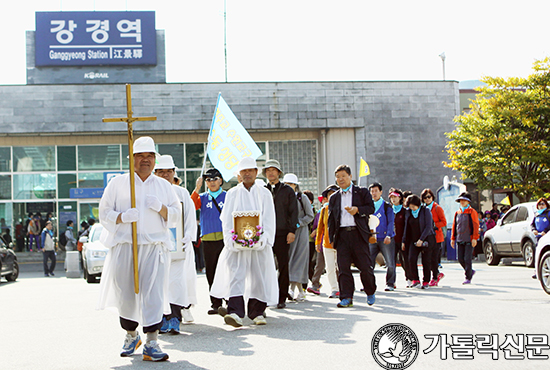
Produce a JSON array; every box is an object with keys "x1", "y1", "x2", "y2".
[{"x1": 65, "y1": 251, "x2": 81, "y2": 278}]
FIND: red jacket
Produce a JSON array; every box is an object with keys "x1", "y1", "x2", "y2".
[{"x1": 430, "y1": 202, "x2": 447, "y2": 243}]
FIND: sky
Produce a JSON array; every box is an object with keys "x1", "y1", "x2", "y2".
[{"x1": 1, "y1": 0, "x2": 549, "y2": 85}]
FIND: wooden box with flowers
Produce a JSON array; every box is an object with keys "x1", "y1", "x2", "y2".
[{"x1": 231, "y1": 211, "x2": 263, "y2": 251}]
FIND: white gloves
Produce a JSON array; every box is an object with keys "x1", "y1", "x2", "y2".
[
  {"x1": 121, "y1": 208, "x2": 139, "y2": 223},
  {"x1": 146, "y1": 195, "x2": 163, "y2": 212},
  {"x1": 181, "y1": 236, "x2": 192, "y2": 249}
]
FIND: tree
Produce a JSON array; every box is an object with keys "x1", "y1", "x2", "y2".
[{"x1": 445, "y1": 58, "x2": 550, "y2": 203}]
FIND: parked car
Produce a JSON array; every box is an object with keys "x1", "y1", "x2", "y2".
[
  {"x1": 483, "y1": 202, "x2": 538, "y2": 267},
  {"x1": 0, "y1": 237, "x2": 19, "y2": 282},
  {"x1": 534, "y1": 232, "x2": 550, "y2": 295},
  {"x1": 80, "y1": 223, "x2": 107, "y2": 283}
]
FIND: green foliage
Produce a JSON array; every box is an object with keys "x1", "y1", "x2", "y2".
[{"x1": 445, "y1": 58, "x2": 550, "y2": 202}]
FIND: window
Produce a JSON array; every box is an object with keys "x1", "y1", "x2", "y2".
[
  {"x1": 186, "y1": 143, "x2": 205, "y2": 169},
  {"x1": 58, "y1": 174, "x2": 77, "y2": 199},
  {"x1": 13, "y1": 146, "x2": 55, "y2": 172},
  {"x1": 269, "y1": 140, "x2": 318, "y2": 195},
  {"x1": 13, "y1": 174, "x2": 56, "y2": 200},
  {"x1": 0, "y1": 175, "x2": 11, "y2": 200},
  {"x1": 78, "y1": 173, "x2": 104, "y2": 188},
  {"x1": 0, "y1": 147, "x2": 10, "y2": 172},
  {"x1": 78, "y1": 145, "x2": 120, "y2": 170},
  {"x1": 158, "y1": 144, "x2": 184, "y2": 168},
  {"x1": 58, "y1": 146, "x2": 76, "y2": 171},
  {"x1": 516, "y1": 206, "x2": 529, "y2": 222},
  {"x1": 502, "y1": 208, "x2": 517, "y2": 225}
]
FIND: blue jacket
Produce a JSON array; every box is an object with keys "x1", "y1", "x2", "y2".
[
  {"x1": 373, "y1": 200, "x2": 395, "y2": 240},
  {"x1": 531, "y1": 209, "x2": 550, "y2": 237}
]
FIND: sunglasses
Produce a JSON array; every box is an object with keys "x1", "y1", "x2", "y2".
[
  {"x1": 423, "y1": 195, "x2": 433, "y2": 199},
  {"x1": 205, "y1": 177, "x2": 221, "y2": 182}
]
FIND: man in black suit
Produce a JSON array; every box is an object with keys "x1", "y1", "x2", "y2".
[{"x1": 328, "y1": 164, "x2": 376, "y2": 308}]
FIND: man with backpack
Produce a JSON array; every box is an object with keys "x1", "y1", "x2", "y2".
[{"x1": 368, "y1": 182, "x2": 396, "y2": 291}]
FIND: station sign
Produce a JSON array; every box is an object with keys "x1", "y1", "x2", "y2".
[{"x1": 35, "y1": 11, "x2": 157, "y2": 67}]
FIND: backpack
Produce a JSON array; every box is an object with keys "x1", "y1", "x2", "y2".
[{"x1": 59, "y1": 231, "x2": 67, "y2": 247}]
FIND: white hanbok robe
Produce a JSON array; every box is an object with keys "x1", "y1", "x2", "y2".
[
  {"x1": 168, "y1": 185, "x2": 198, "y2": 308},
  {"x1": 210, "y1": 182, "x2": 278, "y2": 306},
  {"x1": 97, "y1": 173, "x2": 181, "y2": 327}
]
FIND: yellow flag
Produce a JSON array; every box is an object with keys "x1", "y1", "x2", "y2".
[
  {"x1": 359, "y1": 157, "x2": 370, "y2": 177},
  {"x1": 501, "y1": 196, "x2": 510, "y2": 206}
]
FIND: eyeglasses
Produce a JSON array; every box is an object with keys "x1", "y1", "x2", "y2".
[{"x1": 205, "y1": 177, "x2": 221, "y2": 182}]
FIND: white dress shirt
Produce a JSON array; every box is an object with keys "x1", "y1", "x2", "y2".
[{"x1": 340, "y1": 185, "x2": 356, "y2": 227}]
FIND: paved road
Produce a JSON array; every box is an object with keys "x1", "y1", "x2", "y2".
[{"x1": 1, "y1": 260, "x2": 548, "y2": 370}]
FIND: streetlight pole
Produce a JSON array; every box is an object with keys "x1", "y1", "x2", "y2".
[
  {"x1": 224, "y1": 0, "x2": 228, "y2": 83},
  {"x1": 439, "y1": 52, "x2": 446, "y2": 81}
]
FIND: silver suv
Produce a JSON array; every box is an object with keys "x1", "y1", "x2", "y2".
[{"x1": 483, "y1": 202, "x2": 538, "y2": 267}]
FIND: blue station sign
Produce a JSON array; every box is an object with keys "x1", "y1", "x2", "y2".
[
  {"x1": 70, "y1": 187, "x2": 105, "y2": 199},
  {"x1": 35, "y1": 11, "x2": 157, "y2": 67}
]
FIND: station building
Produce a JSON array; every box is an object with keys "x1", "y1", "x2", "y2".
[{"x1": 0, "y1": 11, "x2": 459, "y2": 239}]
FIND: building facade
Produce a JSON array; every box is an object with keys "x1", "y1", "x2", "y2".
[{"x1": 0, "y1": 81, "x2": 459, "y2": 238}]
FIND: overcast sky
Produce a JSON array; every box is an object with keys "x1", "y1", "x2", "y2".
[{"x1": 1, "y1": 0, "x2": 549, "y2": 85}]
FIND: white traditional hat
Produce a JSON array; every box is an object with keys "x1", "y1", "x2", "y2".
[
  {"x1": 133, "y1": 136, "x2": 158, "y2": 155},
  {"x1": 238, "y1": 156, "x2": 258, "y2": 172},
  {"x1": 155, "y1": 154, "x2": 177, "y2": 171},
  {"x1": 282, "y1": 173, "x2": 299, "y2": 185}
]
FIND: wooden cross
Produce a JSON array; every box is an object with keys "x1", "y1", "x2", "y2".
[{"x1": 103, "y1": 84, "x2": 156, "y2": 294}]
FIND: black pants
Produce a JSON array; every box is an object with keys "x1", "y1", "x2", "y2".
[
  {"x1": 163, "y1": 303, "x2": 183, "y2": 322},
  {"x1": 203, "y1": 240, "x2": 224, "y2": 309},
  {"x1": 457, "y1": 242, "x2": 474, "y2": 280},
  {"x1": 120, "y1": 317, "x2": 161, "y2": 333},
  {"x1": 272, "y1": 234, "x2": 290, "y2": 304},
  {"x1": 43, "y1": 250, "x2": 56, "y2": 274},
  {"x1": 396, "y1": 242, "x2": 412, "y2": 281},
  {"x1": 306, "y1": 241, "x2": 316, "y2": 288},
  {"x1": 228, "y1": 296, "x2": 267, "y2": 319},
  {"x1": 408, "y1": 234, "x2": 437, "y2": 282},
  {"x1": 335, "y1": 228, "x2": 376, "y2": 299}
]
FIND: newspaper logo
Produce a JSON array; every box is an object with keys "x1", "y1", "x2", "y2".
[{"x1": 372, "y1": 323, "x2": 419, "y2": 369}]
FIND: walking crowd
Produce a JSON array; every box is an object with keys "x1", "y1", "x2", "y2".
[{"x1": 93, "y1": 136, "x2": 535, "y2": 362}]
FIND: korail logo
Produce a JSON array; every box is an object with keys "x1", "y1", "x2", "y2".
[
  {"x1": 372, "y1": 323, "x2": 419, "y2": 369},
  {"x1": 84, "y1": 72, "x2": 109, "y2": 79}
]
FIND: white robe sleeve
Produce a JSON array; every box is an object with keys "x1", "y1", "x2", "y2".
[
  {"x1": 259, "y1": 186, "x2": 276, "y2": 248},
  {"x1": 181, "y1": 188, "x2": 198, "y2": 244},
  {"x1": 163, "y1": 184, "x2": 181, "y2": 229},
  {"x1": 221, "y1": 187, "x2": 239, "y2": 252}
]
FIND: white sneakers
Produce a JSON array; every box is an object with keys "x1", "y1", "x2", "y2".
[
  {"x1": 224, "y1": 313, "x2": 243, "y2": 327},
  {"x1": 253, "y1": 316, "x2": 267, "y2": 325},
  {"x1": 182, "y1": 308, "x2": 194, "y2": 323},
  {"x1": 224, "y1": 312, "x2": 267, "y2": 327}
]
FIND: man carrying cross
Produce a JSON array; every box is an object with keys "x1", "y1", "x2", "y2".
[{"x1": 97, "y1": 136, "x2": 181, "y2": 362}]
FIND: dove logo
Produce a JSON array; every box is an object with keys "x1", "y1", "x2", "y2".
[{"x1": 371, "y1": 323, "x2": 419, "y2": 369}]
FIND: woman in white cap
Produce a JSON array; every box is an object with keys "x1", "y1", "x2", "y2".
[
  {"x1": 98, "y1": 136, "x2": 181, "y2": 362},
  {"x1": 210, "y1": 156, "x2": 278, "y2": 327},
  {"x1": 283, "y1": 173, "x2": 315, "y2": 301},
  {"x1": 154, "y1": 154, "x2": 198, "y2": 333}
]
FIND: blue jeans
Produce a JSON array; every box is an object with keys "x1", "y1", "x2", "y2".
[
  {"x1": 369, "y1": 238, "x2": 396, "y2": 286},
  {"x1": 457, "y1": 242, "x2": 474, "y2": 280}
]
